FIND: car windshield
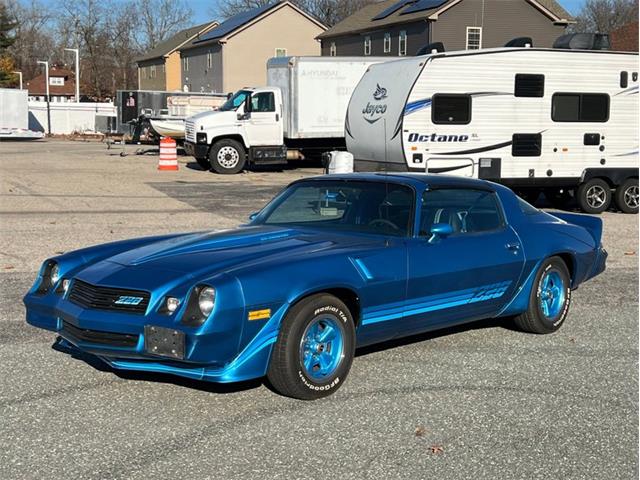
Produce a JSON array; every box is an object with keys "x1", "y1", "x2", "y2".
[
  {"x1": 255, "y1": 180, "x2": 414, "y2": 237},
  {"x1": 219, "y1": 90, "x2": 251, "y2": 111}
]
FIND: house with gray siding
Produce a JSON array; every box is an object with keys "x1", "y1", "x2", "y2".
[
  {"x1": 317, "y1": 0, "x2": 573, "y2": 57},
  {"x1": 179, "y1": 1, "x2": 326, "y2": 94}
]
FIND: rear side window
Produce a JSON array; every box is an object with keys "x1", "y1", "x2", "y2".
[
  {"x1": 552, "y1": 93, "x2": 609, "y2": 122},
  {"x1": 420, "y1": 188, "x2": 504, "y2": 236},
  {"x1": 517, "y1": 197, "x2": 540, "y2": 215},
  {"x1": 432, "y1": 94, "x2": 471, "y2": 125},
  {"x1": 515, "y1": 74, "x2": 545, "y2": 97}
]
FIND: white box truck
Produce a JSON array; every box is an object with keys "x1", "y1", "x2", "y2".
[{"x1": 184, "y1": 56, "x2": 386, "y2": 174}]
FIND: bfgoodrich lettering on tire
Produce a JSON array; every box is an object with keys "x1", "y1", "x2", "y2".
[
  {"x1": 267, "y1": 293, "x2": 356, "y2": 400},
  {"x1": 514, "y1": 256, "x2": 571, "y2": 334}
]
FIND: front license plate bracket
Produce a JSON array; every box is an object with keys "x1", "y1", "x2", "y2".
[{"x1": 144, "y1": 325, "x2": 185, "y2": 360}]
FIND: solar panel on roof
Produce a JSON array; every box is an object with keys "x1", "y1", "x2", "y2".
[
  {"x1": 371, "y1": 0, "x2": 416, "y2": 21},
  {"x1": 196, "y1": 2, "x2": 275, "y2": 42},
  {"x1": 400, "y1": 0, "x2": 447, "y2": 15}
]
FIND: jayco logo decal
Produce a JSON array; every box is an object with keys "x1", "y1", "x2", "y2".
[
  {"x1": 362, "y1": 84, "x2": 388, "y2": 124},
  {"x1": 407, "y1": 132, "x2": 470, "y2": 142}
]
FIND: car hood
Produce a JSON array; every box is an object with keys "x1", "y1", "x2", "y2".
[{"x1": 75, "y1": 225, "x2": 382, "y2": 288}]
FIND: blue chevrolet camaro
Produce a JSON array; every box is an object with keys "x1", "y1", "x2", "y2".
[{"x1": 24, "y1": 174, "x2": 606, "y2": 399}]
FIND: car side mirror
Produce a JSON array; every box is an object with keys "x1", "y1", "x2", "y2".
[
  {"x1": 248, "y1": 211, "x2": 259, "y2": 221},
  {"x1": 428, "y1": 223, "x2": 453, "y2": 243}
]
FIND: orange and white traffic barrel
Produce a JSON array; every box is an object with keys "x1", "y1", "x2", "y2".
[{"x1": 158, "y1": 137, "x2": 178, "y2": 171}]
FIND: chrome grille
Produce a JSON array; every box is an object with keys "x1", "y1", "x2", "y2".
[{"x1": 185, "y1": 120, "x2": 196, "y2": 142}]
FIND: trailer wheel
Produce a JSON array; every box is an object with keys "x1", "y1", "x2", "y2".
[
  {"x1": 209, "y1": 139, "x2": 246, "y2": 174},
  {"x1": 576, "y1": 178, "x2": 611, "y2": 214},
  {"x1": 614, "y1": 178, "x2": 639, "y2": 214}
]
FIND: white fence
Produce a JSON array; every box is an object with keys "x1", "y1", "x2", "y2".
[{"x1": 28, "y1": 101, "x2": 117, "y2": 134}]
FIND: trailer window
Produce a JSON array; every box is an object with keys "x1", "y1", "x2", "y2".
[
  {"x1": 512, "y1": 133, "x2": 542, "y2": 157},
  {"x1": 515, "y1": 74, "x2": 544, "y2": 97},
  {"x1": 432, "y1": 94, "x2": 471, "y2": 125},
  {"x1": 552, "y1": 93, "x2": 609, "y2": 122}
]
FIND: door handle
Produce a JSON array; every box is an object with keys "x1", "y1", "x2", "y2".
[
  {"x1": 506, "y1": 242, "x2": 520, "y2": 251},
  {"x1": 275, "y1": 113, "x2": 279, "y2": 121}
]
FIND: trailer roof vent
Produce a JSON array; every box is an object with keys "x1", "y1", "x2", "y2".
[
  {"x1": 504, "y1": 37, "x2": 533, "y2": 48},
  {"x1": 416, "y1": 42, "x2": 445, "y2": 56},
  {"x1": 553, "y1": 33, "x2": 610, "y2": 50}
]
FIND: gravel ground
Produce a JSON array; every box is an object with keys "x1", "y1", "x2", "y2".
[{"x1": 0, "y1": 139, "x2": 637, "y2": 480}]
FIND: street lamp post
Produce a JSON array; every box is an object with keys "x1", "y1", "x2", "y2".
[
  {"x1": 64, "y1": 48, "x2": 80, "y2": 103},
  {"x1": 12, "y1": 71, "x2": 22, "y2": 90},
  {"x1": 37, "y1": 60, "x2": 51, "y2": 135}
]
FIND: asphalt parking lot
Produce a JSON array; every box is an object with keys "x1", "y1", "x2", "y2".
[{"x1": 0, "y1": 139, "x2": 637, "y2": 479}]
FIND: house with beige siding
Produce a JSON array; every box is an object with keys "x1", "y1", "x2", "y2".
[
  {"x1": 179, "y1": 1, "x2": 326, "y2": 94},
  {"x1": 136, "y1": 21, "x2": 219, "y2": 91},
  {"x1": 318, "y1": 0, "x2": 573, "y2": 58}
]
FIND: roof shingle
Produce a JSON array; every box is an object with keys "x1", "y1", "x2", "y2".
[{"x1": 136, "y1": 21, "x2": 219, "y2": 63}]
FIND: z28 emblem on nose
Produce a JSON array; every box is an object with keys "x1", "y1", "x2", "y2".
[{"x1": 114, "y1": 296, "x2": 144, "y2": 305}]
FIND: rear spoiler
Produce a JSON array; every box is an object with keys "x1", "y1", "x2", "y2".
[{"x1": 551, "y1": 212, "x2": 603, "y2": 245}]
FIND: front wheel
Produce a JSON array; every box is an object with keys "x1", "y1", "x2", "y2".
[
  {"x1": 267, "y1": 294, "x2": 356, "y2": 400},
  {"x1": 576, "y1": 178, "x2": 611, "y2": 214},
  {"x1": 514, "y1": 256, "x2": 571, "y2": 334},
  {"x1": 209, "y1": 139, "x2": 246, "y2": 174}
]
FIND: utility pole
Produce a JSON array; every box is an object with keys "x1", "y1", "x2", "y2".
[
  {"x1": 12, "y1": 71, "x2": 22, "y2": 90},
  {"x1": 37, "y1": 60, "x2": 51, "y2": 135},
  {"x1": 64, "y1": 48, "x2": 80, "y2": 102}
]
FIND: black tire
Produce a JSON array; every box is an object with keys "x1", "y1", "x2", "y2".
[
  {"x1": 267, "y1": 293, "x2": 356, "y2": 400},
  {"x1": 614, "y1": 178, "x2": 639, "y2": 214},
  {"x1": 544, "y1": 188, "x2": 573, "y2": 209},
  {"x1": 209, "y1": 139, "x2": 246, "y2": 174},
  {"x1": 514, "y1": 256, "x2": 571, "y2": 334},
  {"x1": 196, "y1": 157, "x2": 210, "y2": 171},
  {"x1": 576, "y1": 178, "x2": 611, "y2": 214}
]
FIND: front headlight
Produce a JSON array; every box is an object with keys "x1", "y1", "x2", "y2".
[
  {"x1": 36, "y1": 260, "x2": 59, "y2": 294},
  {"x1": 198, "y1": 287, "x2": 215, "y2": 316}
]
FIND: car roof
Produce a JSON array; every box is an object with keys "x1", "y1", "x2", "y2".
[{"x1": 295, "y1": 173, "x2": 496, "y2": 190}]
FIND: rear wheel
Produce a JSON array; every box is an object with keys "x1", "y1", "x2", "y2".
[
  {"x1": 267, "y1": 294, "x2": 355, "y2": 400},
  {"x1": 576, "y1": 178, "x2": 611, "y2": 214},
  {"x1": 614, "y1": 178, "x2": 638, "y2": 214},
  {"x1": 514, "y1": 256, "x2": 571, "y2": 334},
  {"x1": 209, "y1": 139, "x2": 246, "y2": 174}
]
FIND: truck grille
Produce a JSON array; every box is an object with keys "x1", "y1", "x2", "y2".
[
  {"x1": 185, "y1": 120, "x2": 195, "y2": 142},
  {"x1": 62, "y1": 320, "x2": 138, "y2": 348},
  {"x1": 69, "y1": 280, "x2": 150, "y2": 315}
]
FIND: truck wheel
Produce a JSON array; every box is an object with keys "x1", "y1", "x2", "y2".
[
  {"x1": 514, "y1": 256, "x2": 571, "y2": 334},
  {"x1": 267, "y1": 293, "x2": 356, "y2": 400},
  {"x1": 196, "y1": 157, "x2": 211, "y2": 171},
  {"x1": 576, "y1": 178, "x2": 611, "y2": 214},
  {"x1": 209, "y1": 139, "x2": 246, "y2": 174},
  {"x1": 614, "y1": 178, "x2": 638, "y2": 214}
]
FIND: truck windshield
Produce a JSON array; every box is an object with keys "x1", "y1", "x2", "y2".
[
  {"x1": 219, "y1": 90, "x2": 251, "y2": 111},
  {"x1": 254, "y1": 180, "x2": 414, "y2": 237}
]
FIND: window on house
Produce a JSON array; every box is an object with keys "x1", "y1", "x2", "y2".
[
  {"x1": 330, "y1": 42, "x2": 337, "y2": 56},
  {"x1": 399, "y1": 30, "x2": 407, "y2": 56},
  {"x1": 207, "y1": 52, "x2": 212, "y2": 69},
  {"x1": 150, "y1": 65, "x2": 156, "y2": 78},
  {"x1": 364, "y1": 36, "x2": 371, "y2": 56},
  {"x1": 162, "y1": 64, "x2": 165, "y2": 73},
  {"x1": 141, "y1": 67, "x2": 146, "y2": 79},
  {"x1": 466, "y1": 26, "x2": 482, "y2": 50},
  {"x1": 49, "y1": 77, "x2": 64, "y2": 86},
  {"x1": 432, "y1": 94, "x2": 471, "y2": 124},
  {"x1": 515, "y1": 74, "x2": 545, "y2": 97},
  {"x1": 275, "y1": 48, "x2": 287, "y2": 57},
  {"x1": 552, "y1": 93, "x2": 609, "y2": 122},
  {"x1": 384, "y1": 33, "x2": 391, "y2": 53},
  {"x1": 182, "y1": 56, "x2": 189, "y2": 72}
]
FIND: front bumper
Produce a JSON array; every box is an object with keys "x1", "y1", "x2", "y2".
[
  {"x1": 24, "y1": 290, "x2": 288, "y2": 383},
  {"x1": 184, "y1": 141, "x2": 209, "y2": 159}
]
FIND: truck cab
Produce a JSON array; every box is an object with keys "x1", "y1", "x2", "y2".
[{"x1": 184, "y1": 87, "x2": 285, "y2": 174}]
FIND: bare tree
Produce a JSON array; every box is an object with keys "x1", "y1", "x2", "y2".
[
  {"x1": 215, "y1": 0, "x2": 375, "y2": 27},
  {"x1": 573, "y1": 0, "x2": 639, "y2": 33},
  {"x1": 139, "y1": 0, "x2": 194, "y2": 49}
]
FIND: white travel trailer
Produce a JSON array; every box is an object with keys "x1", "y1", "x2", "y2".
[{"x1": 346, "y1": 46, "x2": 639, "y2": 213}]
